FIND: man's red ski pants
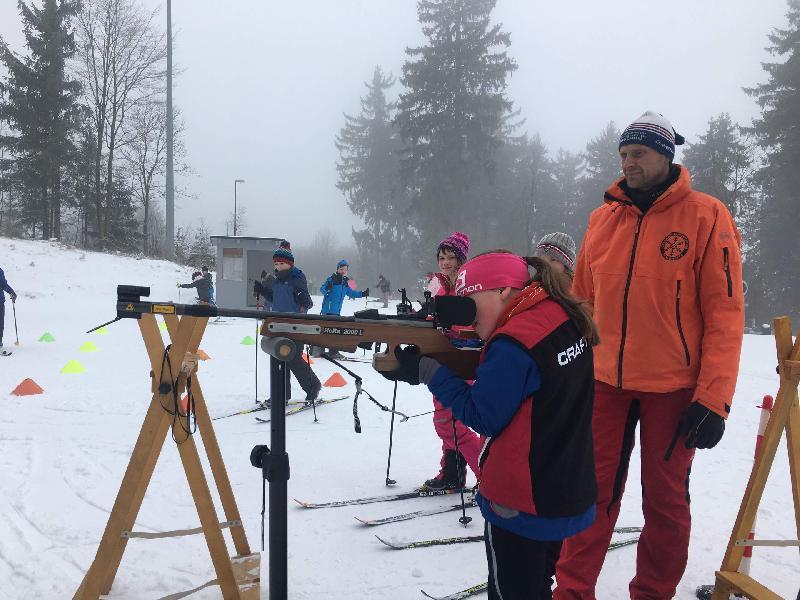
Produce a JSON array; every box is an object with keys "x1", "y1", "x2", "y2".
[{"x1": 554, "y1": 381, "x2": 695, "y2": 600}]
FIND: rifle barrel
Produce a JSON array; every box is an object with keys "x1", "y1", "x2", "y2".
[{"x1": 115, "y1": 300, "x2": 433, "y2": 328}]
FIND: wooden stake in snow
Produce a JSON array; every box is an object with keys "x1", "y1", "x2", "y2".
[{"x1": 710, "y1": 317, "x2": 800, "y2": 600}]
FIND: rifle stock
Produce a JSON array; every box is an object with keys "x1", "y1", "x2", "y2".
[{"x1": 260, "y1": 314, "x2": 480, "y2": 379}]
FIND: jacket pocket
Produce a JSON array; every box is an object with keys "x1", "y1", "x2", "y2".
[
  {"x1": 723, "y1": 247, "x2": 733, "y2": 298},
  {"x1": 675, "y1": 280, "x2": 691, "y2": 367}
]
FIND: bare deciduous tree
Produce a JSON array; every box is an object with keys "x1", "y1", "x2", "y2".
[
  {"x1": 120, "y1": 99, "x2": 187, "y2": 254},
  {"x1": 75, "y1": 0, "x2": 165, "y2": 247}
]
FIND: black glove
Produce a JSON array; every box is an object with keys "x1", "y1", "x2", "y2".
[
  {"x1": 10, "y1": 292, "x2": 17, "y2": 302},
  {"x1": 363, "y1": 288, "x2": 369, "y2": 297},
  {"x1": 381, "y1": 345, "x2": 422, "y2": 385},
  {"x1": 253, "y1": 280, "x2": 263, "y2": 298},
  {"x1": 680, "y1": 402, "x2": 725, "y2": 450}
]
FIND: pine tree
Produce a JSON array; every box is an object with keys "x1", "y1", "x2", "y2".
[
  {"x1": 395, "y1": 0, "x2": 517, "y2": 251},
  {"x1": 682, "y1": 113, "x2": 755, "y2": 223},
  {"x1": 576, "y1": 121, "x2": 620, "y2": 242},
  {"x1": 336, "y1": 66, "x2": 410, "y2": 285},
  {"x1": 551, "y1": 149, "x2": 582, "y2": 235},
  {"x1": 188, "y1": 221, "x2": 215, "y2": 267},
  {"x1": 0, "y1": 0, "x2": 81, "y2": 239},
  {"x1": 744, "y1": 0, "x2": 800, "y2": 322}
]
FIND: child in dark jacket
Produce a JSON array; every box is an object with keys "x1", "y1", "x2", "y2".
[
  {"x1": 262, "y1": 242, "x2": 320, "y2": 403},
  {"x1": 388, "y1": 251, "x2": 599, "y2": 600},
  {"x1": 179, "y1": 271, "x2": 213, "y2": 304},
  {"x1": 0, "y1": 266, "x2": 17, "y2": 352}
]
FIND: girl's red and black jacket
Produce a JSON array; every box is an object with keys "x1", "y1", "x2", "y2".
[{"x1": 428, "y1": 283, "x2": 597, "y2": 526}]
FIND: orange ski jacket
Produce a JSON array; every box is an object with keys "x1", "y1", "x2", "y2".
[{"x1": 572, "y1": 165, "x2": 744, "y2": 418}]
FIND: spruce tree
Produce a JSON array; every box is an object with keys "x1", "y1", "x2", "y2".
[
  {"x1": 744, "y1": 0, "x2": 800, "y2": 322},
  {"x1": 682, "y1": 113, "x2": 755, "y2": 223},
  {"x1": 551, "y1": 149, "x2": 582, "y2": 236},
  {"x1": 576, "y1": 121, "x2": 620, "y2": 241},
  {"x1": 336, "y1": 66, "x2": 409, "y2": 284},
  {"x1": 0, "y1": 0, "x2": 81, "y2": 239},
  {"x1": 395, "y1": 0, "x2": 517, "y2": 251}
]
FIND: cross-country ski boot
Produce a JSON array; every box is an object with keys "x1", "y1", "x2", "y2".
[{"x1": 421, "y1": 449, "x2": 467, "y2": 491}]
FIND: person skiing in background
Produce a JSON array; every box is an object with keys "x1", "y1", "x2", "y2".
[
  {"x1": 320, "y1": 260, "x2": 368, "y2": 315},
  {"x1": 261, "y1": 241, "x2": 321, "y2": 404},
  {"x1": 0, "y1": 266, "x2": 17, "y2": 355},
  {"x1": 554, "y1": 112, "x2": 745, "y2": 599},
  {"x1": 178, "y1": 270, "x2": 213, "y2": 304},
  {"x1": 313, "y1": 259, "x2": 368, "y2": 358},
  {"x1": 384, "y1": 251, "x2": 598, "y2": 600},
  {"x1": 201, "y1": 265, "x2": 215, "y2": 304},
  {"x1": 376, "y1": 274, "x2": 391, "y2": 307},
  {"x1": 423, "y1": 231, "x2": 483, "y2": 491},
  {"x1": 534, "y1": 232, "x2": 576, "y2": 287}
]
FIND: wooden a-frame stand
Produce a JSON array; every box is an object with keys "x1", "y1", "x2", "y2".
[
  {"x1": 74, "y1": 313, "x2": 259, "y2": 599},
  {"x1": 712, "y1": 316, "x2": 800, "y2": 599}
]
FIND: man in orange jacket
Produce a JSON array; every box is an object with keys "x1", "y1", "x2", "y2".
[{"x1": 554, "y1": 112, "x2": 744, "y2": 600}]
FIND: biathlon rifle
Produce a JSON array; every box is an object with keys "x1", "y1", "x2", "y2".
[{"x1": 94, "y1": 285, "x2": 481, "y2": 379}]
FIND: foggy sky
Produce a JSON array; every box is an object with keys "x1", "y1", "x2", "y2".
[{"x1": 0, "y1": 0, "x2": 790, "y2": 245}]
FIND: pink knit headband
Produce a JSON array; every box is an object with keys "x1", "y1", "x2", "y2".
[{"x1": 455, "y1": 253, "x2": 530, "y2": 297}]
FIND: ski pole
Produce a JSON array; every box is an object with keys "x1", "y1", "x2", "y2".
[
  {"x1": 451, "y1": 418, "x2": 472, "y2": 527},
  {"x1": 12, "y1": 298, "x2": 19, "y2": 345},
  {"x1": 255, "y1": 315, "x2": 259, "y2": 404},
  {"x1": 384, "y1": 380, "x2": 398, "y2": 486},
  {"x1": 307, "y1": 346, "x2": 319, "y2": 423}
]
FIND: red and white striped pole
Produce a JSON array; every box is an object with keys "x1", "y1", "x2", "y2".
[{"x1": 739, "y1": 394, "x2": 774, "y2": 575}]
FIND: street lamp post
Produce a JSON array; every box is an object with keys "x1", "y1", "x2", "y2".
[
  {"x1": 165, "y1": 0, "x2": 174, "y2": 258},
  {"x1": 234, "y1": 179, "x2": 245, "y2": 236}
]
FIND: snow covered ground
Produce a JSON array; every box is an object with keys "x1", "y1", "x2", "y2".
[{"x1": 0, "y1": 237, "x2": 797, "y2": 599}]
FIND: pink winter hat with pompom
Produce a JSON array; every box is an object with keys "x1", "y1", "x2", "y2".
[{"x1": 437, "y1": 231, "x2": 470, "y2": 263}]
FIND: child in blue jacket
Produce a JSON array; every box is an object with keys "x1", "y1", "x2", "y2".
[
  {"x1": 313, "y1": 260, "x2": 368, "y2": 358},
  {"x1": 319, "y1": 260, "x2": 368, "y2": 315},
  {"x1": 262, "y1": 242, "x2": 320, "y2": 403}
]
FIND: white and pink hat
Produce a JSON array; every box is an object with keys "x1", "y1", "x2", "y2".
[{"x1": 455, "y1": 253, "x2": 530, "y2": 297}]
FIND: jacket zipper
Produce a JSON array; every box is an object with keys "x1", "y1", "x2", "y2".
[
  {"x1": 675, "y1": 280, "x2": 691, "y2": 366},
  {"x1": 617, "y1": 214, "x2": 644, "y2": 388},
  {"x1": 723, "y1": 247, "x2": 733, "y2": 297}
]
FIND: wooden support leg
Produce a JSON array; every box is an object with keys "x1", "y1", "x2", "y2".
[
  {"x1": 718, "y1": 318, "x2": 800, "y2": 574},
  {"x1": 192, "y1": 381, "x2": 252, "y2": 556},
  {"x1": 75, "y1": 315, "x2": 198, "y2": 599},
  {"x1": 785, "y1": 384, "x2": 800, "y2": 546},
  {"x1": 711, "y1": 573, "x2": 735, "y2": 600},
  {"x1": 174, "y1": 427, "x2": 241, "y2": 599},
  {"x1": 76, "y1": 313, "x2": 254, "y2": 600}
]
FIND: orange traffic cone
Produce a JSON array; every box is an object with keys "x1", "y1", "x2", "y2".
[
  {"x1": 11, "y1": 378, "x2": 44, "y2": 396},
  {"x1": 323, "y1": 372, "x2": 347, "y2": 387}
]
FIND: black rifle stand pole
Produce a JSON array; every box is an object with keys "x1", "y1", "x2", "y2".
[{"x1": 261, "y1": 336, "x2": 297, "y2": 600}]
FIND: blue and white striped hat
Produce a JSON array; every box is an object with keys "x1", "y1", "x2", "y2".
[{"x1": 619, "y1": 111, "x2": 685, "y2": 161}]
